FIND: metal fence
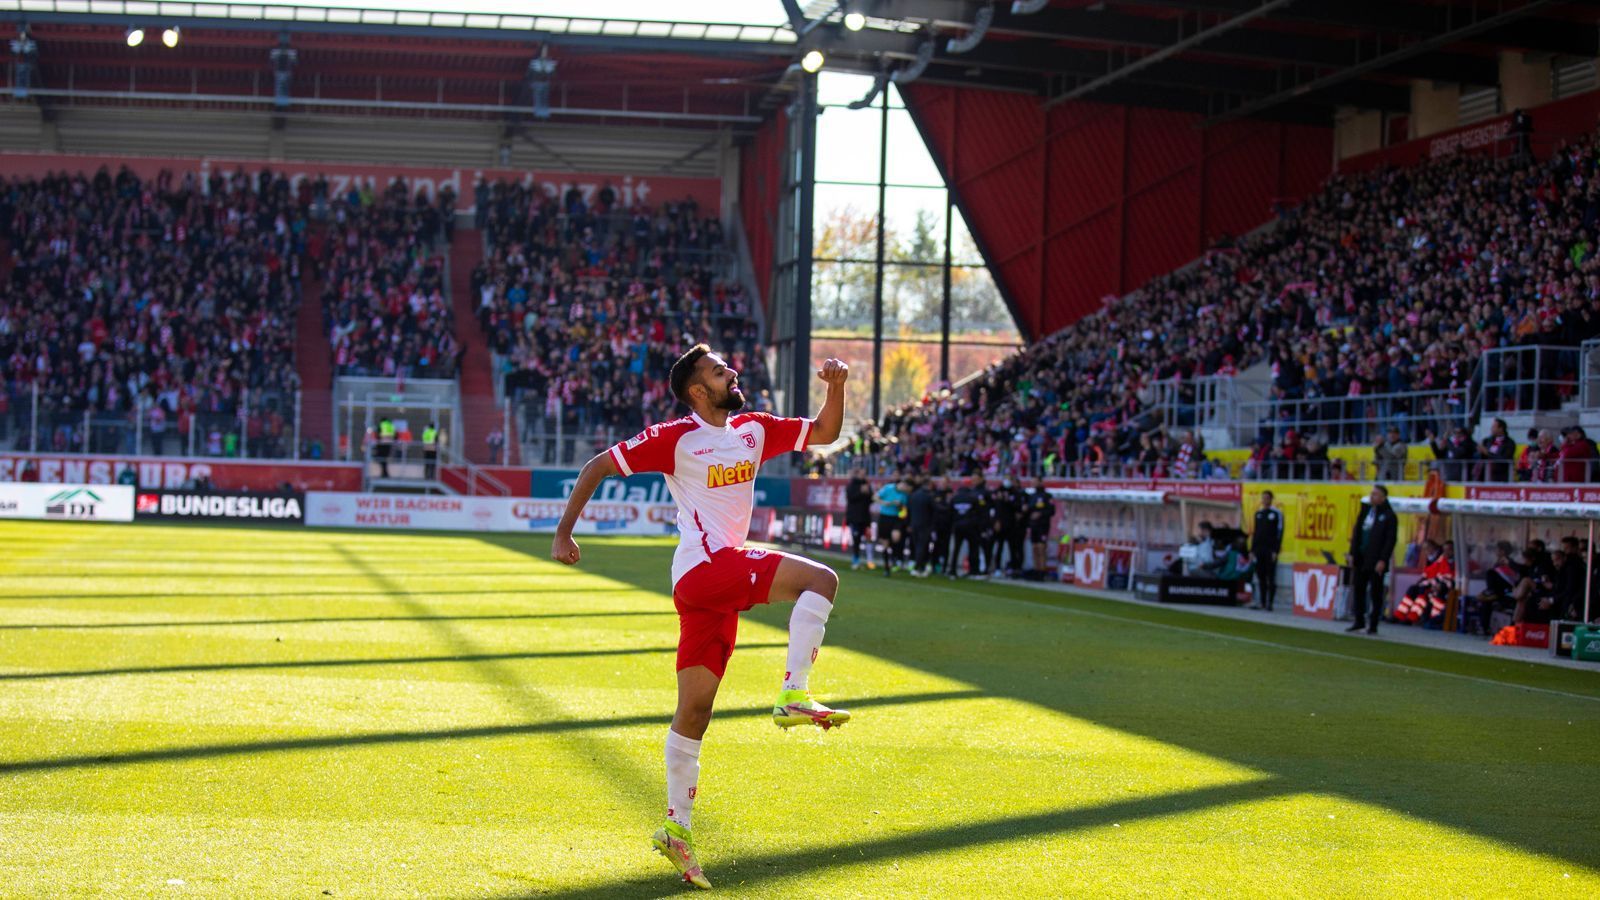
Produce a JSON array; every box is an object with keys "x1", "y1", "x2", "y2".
[
  {"x1": 1237, "y1": 388, "x2": 1475, "y2": 447},
  {"x1": 1478, "y1": 344, "x2": 1585, "y2": 415},
  {"x1": 362, "y1": 440, "x2": 512, "y2": 496},
  {"x1": 3, "y1": 382, "x2": 305, "y2": 459}
]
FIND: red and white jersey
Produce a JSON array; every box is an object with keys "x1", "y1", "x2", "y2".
[{"x1": 609, "y1": 411, "x2": 811, "y2": 586}]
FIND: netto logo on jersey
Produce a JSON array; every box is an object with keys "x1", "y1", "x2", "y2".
[
  {"x1": 45, "y1": 488, "x2": 104, "y2": 519},
  {"x1": 706, "y1": 460, "x2": 755, "y2": 489},
  {"x1": 1296, "y1": 495, "x2": 1337, "y2": 541}
]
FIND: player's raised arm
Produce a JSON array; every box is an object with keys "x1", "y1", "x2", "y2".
[
  {"x1": 808, "y1": 358, "x2": 849, "y2": 445},
  {"x1": 551, "y1": 449, "x2": 620, "y2": 565}
]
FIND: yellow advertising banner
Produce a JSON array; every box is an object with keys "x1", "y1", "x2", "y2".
[{"x1": 1240, "y1": 482, "x2": 1431, "y2": 566}]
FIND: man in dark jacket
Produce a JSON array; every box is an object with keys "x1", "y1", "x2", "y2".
[
  {"x1": 845, "y1": 467, "x2": 875, "y2": 570},
  {"x1": 1250, "y1": 490, "x2": 1284, "y2": 610},
  {"x1": 949, "y1": 478, "x2": 989, "y2": 578},
  {"x1": 1026, "y1": 478, "x2": 1056, "y2": 579},
  {"x1": 992, "y1": 478, "x2": 1027, "y2": 577},
  {"x1": 907, "y1": 478, "x2": 935, "y2": 577},
  {"x1": 1428, "y1": 427, "x2": 1477, "y2": 482},
  {"x1": 1346, "y1": 485, "x2": 1399, "y2": 634},
  {"x1": 930, "y1": 479, "x2": 955, "y2": 576},
  {"x1": 1476, "y1": 418, "x2": 1517, "y2": 483}
]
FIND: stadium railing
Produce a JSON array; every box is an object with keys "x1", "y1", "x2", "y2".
[
  {"x1": 362, "y1": 440, "x2": 512, "y2": 496},
  {"x1": 5, "y1": 382, "x2": 304, "y2": 460},
  {"x1": 1477, "y1": 344, "x2": 1588, "y2": 416},
  {"x1": 1237, "y1": 388, "x2": 1476, "y2": 447}
]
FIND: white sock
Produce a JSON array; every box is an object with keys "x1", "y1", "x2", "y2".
[
  {"x1": 863, "y1": 542, "x2": 875, "y2": 564},
  {"x1": 664, "y1": 728, "x2": 701, "y2": 828},
  {"x1": 782, "y1": 590, "x2": 832, "y2": 692}
]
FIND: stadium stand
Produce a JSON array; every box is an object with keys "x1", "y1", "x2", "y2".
[
  {"x1": 853, "y1": 128, "x2": 1600, "y2": 483},
  {"x1": 314, "y1": 175, "x2": 459, "y2": 381},
  {"x1": 469, "y1": 177, "x2": 773, "y2": 464},
  {"x1": 1, "y1": 165, "x2": 304, "y2": 458}
]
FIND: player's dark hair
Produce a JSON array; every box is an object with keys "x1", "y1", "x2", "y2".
[{"x1": 670, "y1": 343, "x2": 712, "y2": 403}]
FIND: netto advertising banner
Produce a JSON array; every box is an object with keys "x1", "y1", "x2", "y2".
[
  {"x1": 134, "y1": 491, "x2": 306, "y2": 523},
  {"x1": 1240, "y1": 482, "x2": 1427, "y2": 565},
  {"x1": 0, "y1": 483, "x2": 134, "y2": 522}
]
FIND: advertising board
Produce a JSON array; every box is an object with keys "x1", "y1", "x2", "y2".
[
  {"x1": 134, "y1": 491, "x2": 305, "y2": 523},
  {"x1": 305, "y1": 492, "x2": 677, "y2": 535},
  {"x1": 0, "y1": 483, "x2": 134, "y2": 522}
]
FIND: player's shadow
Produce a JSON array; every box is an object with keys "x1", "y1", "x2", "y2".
[
  {"x1": 526, "y1": 537, "x2": 1600, "y2": 880},
  {"x1": 519, "y1": 778, "x2": 1288, "y2": 899}
]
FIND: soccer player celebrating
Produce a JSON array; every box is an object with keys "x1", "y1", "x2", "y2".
[{"x1": 550, "y1": 344, "x2": 851, "y2": 890}]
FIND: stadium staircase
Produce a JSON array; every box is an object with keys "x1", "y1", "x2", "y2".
[
  {"x1": 294, "y1": 231, "x2": 334, "y2": 457},
  {"x1": 446, "y1": 230, "x2": 517, "y2": 465}
]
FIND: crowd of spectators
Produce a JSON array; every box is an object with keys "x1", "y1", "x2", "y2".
[
  {"x1": 469, "y1": 178, "x2": 771, "y2": 450},
  {"x1": 312, "y1": 175, "x2": 460, "y2": 380},
  {"x1": 0, "y1": 165, "x2": 303, "y2": 457},
  {"x1": 850, "y1": 124, "x2": 1600, "y2": 480}
]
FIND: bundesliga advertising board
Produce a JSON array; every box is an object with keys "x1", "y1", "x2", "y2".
[{"x1": 134, "y1": 491, "x2": 307, "y2": 524}]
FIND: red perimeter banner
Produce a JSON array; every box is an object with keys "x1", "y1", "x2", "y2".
[
  {"x1": 1292, "y1": 563, "x2": 1341, "y2": 620},
  {"x1": 1464, "y1": 485, "x2": 1600, "y2": 504},
  {"x1": 0, "y1": 152, "x2": 721, "y2": 214},
  {"x1": 0, "y1": 453, "x2": 362, "y2": 493}
]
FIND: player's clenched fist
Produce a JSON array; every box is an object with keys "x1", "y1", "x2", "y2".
[
  {"x1": 551, "y1": 533, "x2": 581, "y2": 566},
  {"x1": 817, "y1": 358, "x2": 849, "y2": 384}
]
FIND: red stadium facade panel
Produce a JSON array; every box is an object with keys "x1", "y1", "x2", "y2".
[
  {"x1": 740, "y1": 107, "x2": 787, "y2": 317},
  {"x1": 903, "y1": 85, "x2": 1333, "y2": 339}
]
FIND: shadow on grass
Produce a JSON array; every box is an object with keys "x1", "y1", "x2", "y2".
[
  {"x1": 0, "y1": 689, "x2": 983, "y2": 776},
  {"x1": 0, "y1": 642, "x2": 771, "y2": 682},
  {"x1": 0, "y1": 588, "x2": 626, "y2": 602},
  {"x1": 0, "y1": 610, "x2": 674, "y2": 631},
  {"x1": 521, "y1": 778, "x2": 1289, "y2": 899},
  {"x1": 490, "y1": 535, "x2": 1600, "y2": 879}
]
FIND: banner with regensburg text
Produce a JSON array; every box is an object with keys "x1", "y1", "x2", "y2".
[
  {"x1": 0, "y1": 152, "x2": 721, "y2": 214},
  {"x1": 0, "y1": 453, "x2": 362, "y2": 493}
]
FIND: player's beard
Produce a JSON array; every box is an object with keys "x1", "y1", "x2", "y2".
[{"x1": 715, "y1": 383, "x2": 746, "y2": 411}]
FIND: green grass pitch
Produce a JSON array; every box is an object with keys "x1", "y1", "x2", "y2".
[{"x1": 1, "y1": 520, "x2": 1598, "y2": 897}]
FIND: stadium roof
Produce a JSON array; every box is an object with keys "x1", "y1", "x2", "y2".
[
  {"x1": 0, "y1": 1, "x2": 801, "y2": 126},
  {"x1": 796, "y1": 0, "x2": 1600, "y2": 126}
]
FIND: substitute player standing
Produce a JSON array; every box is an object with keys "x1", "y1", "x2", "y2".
[{"x1": 550, "y1": 344, "x2": 850, "y2": 891}]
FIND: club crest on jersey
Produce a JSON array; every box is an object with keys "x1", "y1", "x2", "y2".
[
  {"x1": 741, "y1": 432, "x2": 757, "y2": 449},
  {"x1": 706, "y1": 459, "x2": 756, "y2": 488}
]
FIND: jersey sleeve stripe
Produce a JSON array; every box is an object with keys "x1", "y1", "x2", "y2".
[
  {"x1": 795, "y1": 418, "x2": 812, "y2": 451},
  {"x1": 609, "y1": 444, "x2": 634, "y2": 477}
]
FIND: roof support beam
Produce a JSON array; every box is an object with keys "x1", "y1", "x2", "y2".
[
  {"x1": 1205, "y1": 0, "x2": 1558, "y2": 126},
  {"x1": 1043, "y1": 0, "x2": 1300, "y2": 109}
]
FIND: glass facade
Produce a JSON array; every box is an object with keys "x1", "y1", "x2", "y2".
[{"x1": 806, "y1": 71, "x2": 1022, "y2": 425}]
